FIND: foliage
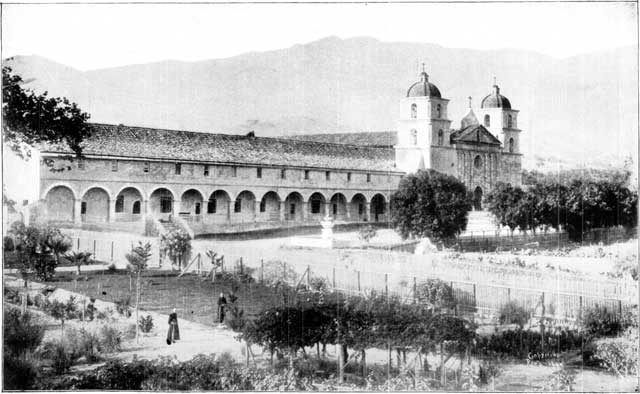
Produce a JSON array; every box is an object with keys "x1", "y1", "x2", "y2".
[
  {"x1": 391, "y1": 169, "x2": 471, "y2": 242},
  {"x1": 65, "y1": 251, "x2": 92, "y2": 275},
  {"x1": 358, "y1": 225, "x2": 377, "y2": 244},
  {"x1": 580, "y1": 305, "x2": 626, "y2": 338},
  {"x1": 498, "y1": 301, "x2": 531, "y2": 329},
  {"x1": 593, "y1": 326, "x2": 638, "y2": 377},
  {"x1": 9, "y1": 222, "x2": 70, "y2": 281},
  {"x1": 2, "y1": 65, "x2": 90, "y2": 161},
  {"x1": 3, "y1": 309, "x2": 45, "y2": 357},
  {"x1": 138, "y1": 314, "x2": 154, "y2": 333},
  {"x1": 477, "y1": 359, "x2": 502, "y2": 385},
  {"x1": 126, "y1": 242, "x2": 152, "y2": 273},
  {"x1": 308, "y1": 276, "x2": 330, "y2": 292},
  {"x1": 42, "y1": 340, "x2": 78, "y2": 374},
  {"x1": 261, "y1": 260, "x2": 298, "y2": 287},
  {"x1": 474, "y1": 328, "x2": 584, "y2": 359},
  {"x1": 160, "y1": 229, "x2": 191, "y2": 268},
  {"x1": 99, "y1": 325, "x2": 123, "y2": 353},
  {"x1": 415, "y1": 279, "x2": 456, "y2": 311},
  {"x1": 542, "y1": 366, "x2": 577, "y2": 392},
  {"x1": 44, "y1": 228, "x2": 72, "y2": 267},
  {"x1": 4, "y1": 235, "x2": 15, "y2": 251},
  {"x1": 115, "y1": 297, "x2": 132, "y2": 317},
  {"x1": 3, "y1": 354, "x2": 39, "y2": 390}
]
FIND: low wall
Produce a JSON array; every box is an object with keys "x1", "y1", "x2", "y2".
[{"x1": 454, "y1": 227, "x2": 637, "y2": 253}]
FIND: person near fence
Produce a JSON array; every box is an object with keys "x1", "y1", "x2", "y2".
[
  {"x1": 217, "y1": 293, "x2": 227, "y2": 324},
  {"x1": 166, "y1": 308, "x2": 180, "y2": 345}
]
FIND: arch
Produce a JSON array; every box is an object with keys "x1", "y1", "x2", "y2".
[
  {"x1": 81, "y1": 187, "x2": 110, "y2": 223},
  {"x1": 259, "y1": 191, "x2": 281, "y2": 222},
  {"x1": 284, "y1": 191, "x2": 304, "y2": 221},
  {"x1": 42, "y1": 182, "x2": 77, "y2": 201},
  {"x1": 115, "y1": 185, "x2": 146, "y2": 201},
  {"x1": 180, "y1": 189, "x2": 204, "y2": 216},
  {"x1": 484, "y1": 114, "x2": 490, "y2": 127},
  {"x1": 330, "y1": 193, "x2": 348, "y2": 220},
  {"x1": 256, "y1": 190, "x2": 284, "y2": 202},
  {"x1": 437, "y1": 129, "x2": 444, "y2": 146},
  {"x1": 115, "y1": 186, "x2": 144, "y2": 222},
  {"x1": 207, "y1": 190, "x2": 232, "y2": 222},
  {"x1": 308, "y1": 192, "x2": 327, "y2": 217},
  {"x1": 410, "y1": 103, "x2": 417, "y2": 119},
  {"x1": 149, "y1": 187, "x2": 175, "y2": 217},
  {"x1": 507, "y1": 114, "x2": 513, "y2": 128},
  {"x1": 45, "y1": 185, "x2": 75, "y2": 222},
  {"x1": 234, "y1": 190, "x2": 256, "y2": 222},
  {"x1": 436, "y1": 103, "x2": 442, "y2": 118},
  {"x1": 473, "y1": 186, "x2": 483, "y2": 211},
  {"x1": 349, "y1": 193, "x2": 367, "y2": 221},
  {"x1": 410, "y1": 129, "x2": 418, "y2": 146},
  {"x1": 508, "y1": 137, "x2": 515, "y2": 153},
  {"x1": 474, "y1": 155, "x2": 482, "y2": 169},
  {"x1": 79, "y1": 184, "x2": 114, "y2": 201},
  {"x1": 370, "y1": 194, "x2": 387, "y2": 222}
]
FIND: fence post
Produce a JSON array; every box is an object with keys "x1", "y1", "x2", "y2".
[
  {"x1": 307, "y1": 265, "x2": 311, "y2": 289},
  {"x1": 332, "y1": 267, "x2": 336, "y2": 289},
  {"x1": 413, "y1": 277, "x2": 418, "y2": 304},
  {"x1": 93, "y1": 240, "x2": 96, "y2": 256},
  {"x1": 618, "y1": 300, "x2": 622, "y2": 317},
  {"x1": 357, "y1": 271, "x2": 361, "y2": 292},
  {"x1": 260, "y1": 259, "x2": 264, "y2": 283},
  {"x1": 240, "y1": 257, "x2": 243, "y2": 275},
  {"x1": 507, "y1": 287, "x2": 511, "y2": 301},
  {"x1": 472, "y1": 283, "x2": 477, "y2": 305},
  {"x1": 77, "y1": 238, "x2": 80, "y2": 249},
  {"x1": 110, "y1": 241, "x2": 114, "y2": 262},
  {"x1": 578, "y1": 295, "x2": 583, "y2": 321},
  {"x1": 385, "y1": 274, "x2": 389, "y2": 296}
]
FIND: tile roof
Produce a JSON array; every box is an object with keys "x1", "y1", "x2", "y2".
[
  {"x1": 284, "y1": 131, "x2": 398, "y2": 147},
  {"x1": 450, "y1": 125, "x2": 502, "y2": 146},
  {"x1": 40, "y1": 123, "x2": 400, "y2": 172}
]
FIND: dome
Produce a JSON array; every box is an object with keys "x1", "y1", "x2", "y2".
[
  {"x1": 461, "y1": 97, "x2": 479, "y2": 128},
  {"x1": 406, "y1": 71, "x2": 442, "y2": 98},
  {"x1": 481, "y1": 85, "x2": 511, "y2": 109}
]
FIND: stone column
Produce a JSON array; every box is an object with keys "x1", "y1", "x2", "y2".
[
  {"x1": 301, "y1": 201, "x2": 308, "y2": 222},
  {"x1": 279, "y1": 201, "x2": 286, "y2": 222},
  {"x1": 226, "y1": 200, "x2": 231, "y2": 221},
  {"x1": 346, "y1": 203, "x2": 352, "y2": 221},
  {"x1": 324, "y1": 202, "x2": 331, "y2": 217},
  {"x1": 74, "y1": 199, "x2": 82, "y2": 225},
  {"x1": 109, "y1": 199, "x2": 117, "y2": 222},
  {"x1": 364, "y1": 202, "x2": 371, "y2": 222},
  {"x1": 172, "y1": 199, "x2": 179, "y2": 215},
  {"x1": 252, "y1": 200, "x2": 257, "y2": 221},
  {"x1": 141, "y1": 200, "x2": 149, "y2": 222}
]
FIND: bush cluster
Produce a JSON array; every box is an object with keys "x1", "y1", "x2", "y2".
[{"x1": 473, "y1": 328, "x2": 584, "y2": 359}]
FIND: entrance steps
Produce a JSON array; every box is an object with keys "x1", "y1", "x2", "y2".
[{"x1": 462, "y1": 210, "x2": 498, "y2": 236}]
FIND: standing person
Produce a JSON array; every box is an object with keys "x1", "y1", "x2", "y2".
[
  {"x1": 217, "y1": 293, "x2": 227, "y2": 324},
  {"x1": 166, "y1": 308, "x2": 180, "y2": 345}
]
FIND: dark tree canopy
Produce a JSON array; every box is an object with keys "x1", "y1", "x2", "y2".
[
  {"x1": 2, "y1": 65, "x2": 91, "y2": 160},
  {"x1": 390, "y1": 169, "x2": 471, "y2": 242}
]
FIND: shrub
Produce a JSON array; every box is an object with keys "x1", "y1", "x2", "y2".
[
  {"x1": 3, "y1": 309, "x2": 45, "y2": 357},
  {"x1": 138, "y1": 314, "x2": 154, "y2": 333},
  {"x1": 115, "y1": 296, "x2": 132, "y2": 317},
  {"x1": 542, "y1": 366, "x2": 577, "y2": 391},
  {"x1": 309, "y1": 276, "x2": 330, "y2": 292},
  {"x1": 42, "y1": 340, "x2": 78, "y2": 374},
  {"x1": 4, "y1": 235, "x2": 15, "y2": 251},
  {"x1": 498, "y1": 301, "x2": 530, "y2": 329},
  {"x1": 593, "y1": 326, "x2": 638, "y2": 377},
  {"x1": 106, "y1": 263, "x2": 117, "y2": 272},
  {"x1": 477, "y1": 360, "x2": 502, "y2": 385},
  {"x1": 4, "y1": 287, "x2": 21, "y2": 304},
  {"x1": 77, "y1": 329, "x2": 102, "y2": 362},
  {"x1": 160, "y1": 228, "x2": 191, "y2": 268},
  {"x1": 262, "y1": 260, "x2": 298, "y2": 287},
  {"x1": 415, "y1": 279, "x2": 456, "y2": 311},
  {"x1": 99, "y1": 325, "x2": 122, "y2": 353},
  {"x1": 580, "y1": 305, "x2": 625, "y2": 338},
  {"x1": 474, "y1": 329, "x2": 584, "y2": 359},
  {"x1": 358, "y1": 225, "x2": 377, "y2": 244},
  {"x1": 3, "y1": 355, "x2": 38, "y2": 390}
]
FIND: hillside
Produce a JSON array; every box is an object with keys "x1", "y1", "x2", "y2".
[{"x1": 4, "y1": 36, "x2": 637, "y2": 170}]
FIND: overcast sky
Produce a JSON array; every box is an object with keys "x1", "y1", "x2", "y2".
[{"x1": 2, "y1": 2, "x2": 638, "y2": 70}]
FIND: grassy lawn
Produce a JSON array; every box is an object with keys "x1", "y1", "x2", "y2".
[{"x1": 44, "y1": 269, "x2": 283, "y2": 326}]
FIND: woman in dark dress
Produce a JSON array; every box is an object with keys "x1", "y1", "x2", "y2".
[
  {"x1": 217, "y1": 293, "x2": 227, "y2": 324},
  {"x1": 166, "y1": 308, "x2": 180, "y2": 345}
]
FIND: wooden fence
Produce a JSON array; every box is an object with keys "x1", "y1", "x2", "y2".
[{"x1": 69, "y1": 236, "x2": 161, "y2": 268}]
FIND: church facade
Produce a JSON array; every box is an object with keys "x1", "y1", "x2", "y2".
[{"x1": 38, "y1": 67, "x2": 522, "y2": 235}]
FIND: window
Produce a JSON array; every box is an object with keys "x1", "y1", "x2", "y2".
[
  {"x1": 175, "y1": 163, "x2": 181, "y2": 175},
  {"x1": 234, "y1": 198, "x2": 242, "y2": 213},
  {"x1": 115, "y1": 196, "x2": 124, "y2": 213},
  {"x1": 143, "y1": 162, "x2": 150, "y2": 173},
  {"x1": 132, "y1": 201, "x2": 141, "y2": 214},
  {"x1": 325, "y1": 171, "x2": 331, "y2": 181},
  {"x1": 366, "y1": 173, "x2": 371, "y2": 183},
  {"x1": 411, "y1": 103, "x2": 417, "y2": 119},
  {"x1": 332, "y1": 204, "x2": 337, "y2": 215},
  {"x1": 207, "y1": 199, "x2": 217, "y2": 214},
  {"x1": 311, "y1": 199, "x2": 322, "y2": 214},
  {"x1": 111, "y1": 161, "x2": 118, "y2": 172},
  {"x1": 474, "y1": 155, "x2": 482, "y2": 169},
  {"x1": 410, "y1": 129, "x2": 417, "y2": 145},
  {"x1": 358, "y1": 204, "x2": 364, "y2": 215},
  {"x1": 290, "y1": 204, "x2": 296, "y2": 215},
  {"x1": 204, "y1": 165, "x2": 209, "y2": 176},
  {"x1": 436, "y1": 104, "x2": 441, "y2": 118},
  {"x1": 81, "y1": 201, "x2": 87, "y2": 214},
  {"x1": 160, "y1": 197, "x2": 172, "y2": 213},
  {"x1": 257, "y1": 167, "x2": 262, "y2": 178},
  {"x1": 78, "y1": 160, "x2": 85, "y2": 170},
  {"x1": 347, "y1": 172, "x2": 352, "y2": 182},
  {"x1": 259, "y1": 199, "x2": 266, "y2": 212},
  {"x1": 232, "y1": 166, "x2": 237, "y2": 177},
  {"x1": 509, "y1": 138, "x2": 515, "y2": 153},
  {"x1": 281, "y1": 169, "x2": 286, "y2": 179},
  {"x1": 484, "y1": 114, "x2": 490, "y2": 127},
  {"x1": 195, "y1": 203, "x2": 201, "y2": 215},
  {"x1": 304, "y1": 170, "x2": 310, "y2": 180},
  {"x1": 438, "y1": 129, "x2": 444, "y2": 146}
]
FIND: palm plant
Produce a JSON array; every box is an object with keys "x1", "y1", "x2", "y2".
[{"x1": 66, "y1": 251, "x2": 92, "y2": 276}]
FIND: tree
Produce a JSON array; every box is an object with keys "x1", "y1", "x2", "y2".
[
  {"x1": 485, "y1": 182, "x2": 526, "y2": 234},
  {"x1": 2, "y1": 66, "x2": 91, "y2": 163},
  {"x1": 66, "y1": 251, "x2": 92, "y2": 276},
  {"x1": 43, "y1": 227, "x2": 72, "y2": 269},
  {"x1": 160, "y1": 228, "x2": 191, "y2": 269},
  {"x1": 126, "y1": 242, "x2": 152, "y2": 344},
  {"x1": 9, "y1": 222, "x2": 62, "y2": 284},
  {"x1": 391, "y1": 169, "x2": 471, "y2": 242}
]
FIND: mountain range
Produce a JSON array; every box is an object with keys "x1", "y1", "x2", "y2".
[{"x1": 4, "y1": 36, "x2": 637, "y2": 170}]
